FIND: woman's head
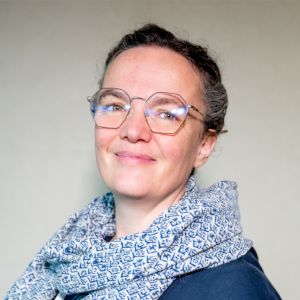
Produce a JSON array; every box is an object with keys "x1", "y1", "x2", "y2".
[
  {"x1": 93, "y1": 24, "x2": 227, "y2": 200},
  {"x1": 99, "y1": 23, "x2": 228, "y2": 135}
]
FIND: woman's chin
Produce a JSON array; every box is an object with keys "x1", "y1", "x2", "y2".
[
  {"x1": 111, "y1": 184, "x2": 151, "y2": 199},
  {"x1": 105, "y1": 173, "x2": 155, "y2": 200}
]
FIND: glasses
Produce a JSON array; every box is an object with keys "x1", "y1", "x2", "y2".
[{"x1": 87, "y1": 88, "x2": 204, "y2": 134}]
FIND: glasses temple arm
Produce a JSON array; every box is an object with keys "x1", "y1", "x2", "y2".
[{"x1": 188, "y1": 105, "x2": 205, "y2": 120}]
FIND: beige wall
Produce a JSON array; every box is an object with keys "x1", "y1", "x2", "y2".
[{"x1": 1, "y1": 1, "x2": 299, "y2": 299}]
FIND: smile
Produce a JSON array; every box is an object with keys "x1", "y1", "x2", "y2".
[{"x1": 115, "y1": 151, "x2": 156, "y2": 163}]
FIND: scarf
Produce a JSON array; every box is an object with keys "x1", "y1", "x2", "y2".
[{"x1": 6, "y1": 176, "x2": 252, "y2": 300}]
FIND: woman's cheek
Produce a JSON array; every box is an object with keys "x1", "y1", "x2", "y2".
[
  {"x1": 161, "y1": 140, "x2": 182, "y2": 165},
  {"x1": 95, "y1": 128, "x2": 115, "y2": 150},
  {"x1": 170, "y1": 138, "x2": 198, "y2": 167}
]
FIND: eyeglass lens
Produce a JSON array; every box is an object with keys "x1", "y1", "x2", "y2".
[{"x1": 90, "y1": 88, "x2": 188, "y2": 134}]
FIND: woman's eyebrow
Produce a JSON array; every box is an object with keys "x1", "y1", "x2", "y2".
[
  {"x1": 151, "y1": 96, "x2": 182, "y2": 105},
  {"x1": 100, "y1": 90, "x2": 128, "y2": 99}
]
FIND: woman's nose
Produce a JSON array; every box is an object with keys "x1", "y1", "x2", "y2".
[{"x1": 119, "y1": 99, "x2": 152, "y2": 143}]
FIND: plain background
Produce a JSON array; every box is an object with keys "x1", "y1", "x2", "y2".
[{"x1": 1, "y1": 1, "x2": 299, "y2": 299}]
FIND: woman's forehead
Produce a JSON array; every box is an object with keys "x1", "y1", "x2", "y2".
[{"x1": 102, "y1": 47, "x2": 202, "y2": 102}]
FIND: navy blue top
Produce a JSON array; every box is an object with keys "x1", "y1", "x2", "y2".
[{"x1": 65, "y1": 247, "x2": 281, "y2": 300}]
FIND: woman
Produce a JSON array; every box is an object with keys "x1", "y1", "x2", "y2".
[{"x1": 6, "y1": 24, "x2": 281, "y2": 300}]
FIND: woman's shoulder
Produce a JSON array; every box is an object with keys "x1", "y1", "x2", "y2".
[{"x1": 159, "y1": 248, "x2": 282, "y2": 300}]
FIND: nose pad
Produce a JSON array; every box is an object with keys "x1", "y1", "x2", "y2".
[
  {"x1": 124, "y1": 98, "x2": 146, "y2": 120},
  {"x1": 126, "y1": 107, "x2": 133, "y2": 118}
]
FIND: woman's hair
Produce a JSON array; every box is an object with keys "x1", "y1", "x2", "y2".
[{"x1": 99, "y1": 23, "x2": 228, "y2": 135}]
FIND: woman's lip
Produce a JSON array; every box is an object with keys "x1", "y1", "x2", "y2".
[{"x1": 115, "y1": 151, "x2": 156, "y2": 162}]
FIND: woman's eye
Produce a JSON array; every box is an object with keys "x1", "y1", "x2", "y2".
[
  {"x1": 112, "y1": 105, "x2": 122, "y2": 111},
  {"x1": 103, "y1": 104, "x2": 124, "y2": 111},
  {"x1": 159, "y1": 112, "x2": 176, "y2": 120}
]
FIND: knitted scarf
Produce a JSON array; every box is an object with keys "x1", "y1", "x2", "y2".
[{"x1": 6, "y1": 176, "x2": 252, "y2": 300}]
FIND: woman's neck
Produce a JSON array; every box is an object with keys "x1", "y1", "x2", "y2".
[{"x1": 110, "y1": 185, "x2": 187, "y2": 241}]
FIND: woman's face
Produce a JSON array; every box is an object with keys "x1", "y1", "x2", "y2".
[{"x1": 95, "y1": 47, "x2": 216, "y2": 200}]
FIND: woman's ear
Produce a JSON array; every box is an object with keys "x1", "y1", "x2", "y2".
[{"x1": 193, "y1": 130, "x2": 218, "y2": 169}]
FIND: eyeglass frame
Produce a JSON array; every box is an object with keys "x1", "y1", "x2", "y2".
[{"x1": 87, "y1": 88, "x2": 205, "y2": 135}]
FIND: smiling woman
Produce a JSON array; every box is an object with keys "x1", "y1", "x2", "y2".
[
  {"x1": 95, "y1": 47, "x2": 213, "y2": 218},
  {"x1": 5, "y1": 24, "x2": 281, "y2": 300}
]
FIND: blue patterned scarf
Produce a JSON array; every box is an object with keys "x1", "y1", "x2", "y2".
[{"x1": 6, "y1": 176, "x2": 252, "y2": 300}]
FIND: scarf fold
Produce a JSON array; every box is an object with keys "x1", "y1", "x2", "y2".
[{"x1": 6, "y1": 176, "x2": 252, "y2": 300}]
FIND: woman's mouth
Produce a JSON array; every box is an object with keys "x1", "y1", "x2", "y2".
[{"x1": 115, "y1": 151, "x2": 156, "y2": 164}]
